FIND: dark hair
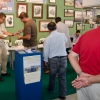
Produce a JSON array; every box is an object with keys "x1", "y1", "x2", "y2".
[
  {"x1": 55, "y1": 17, "x2": 61, "y2": 23},
  {"x1": 76, "y1": 30, "x2": 80, "y2": 33},
  {"x1": 19, "y1": 12, "x2": 28, "y2": 19},
  {"x1": 47, "y1": 22, "x2": 56, "y2": 31},
  {"x1": 0, "y1": 12, "x2": 6, "y2": 18}
]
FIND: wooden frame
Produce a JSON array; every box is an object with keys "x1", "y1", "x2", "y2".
[
  {"x1": 17, "y1": 3, "x2": 28, "y2": 17},
  {"x1": 64, "y1": 20, "x2": 74, "y2": 28},
  {"x1": 47, "y1": 5, "x2": 57, "y2": 19},
  {"x1": 64, "y1": 0, "x2": 74, "y2": 6},
  {"x1": 74, "y1": 11, "x2": 86, "y2": 22},
  {"x1": 74, "y1": 0, "x2": 82, "y2": 8},
  {"x1": 39, "y1": 20, "x2": 51, "y2": 32},
  {"x1": 5, "y1": 14, "x2": 14, "y2": 28},
  {"x1": 64, "y1": 9, "x2": 74, "y2": 17},
  {"x1": 49, "y1": 0, "x2": 56, "y2": 3},
  {"x1": 32, "y1": 4, "x2": 43, "y2": 19},
  {"x1": 76, "y1": 23, "x2": 85, "y2": 30},
  {"x1": 16, "y1": 0, "x2": 25, "y2": 1}
]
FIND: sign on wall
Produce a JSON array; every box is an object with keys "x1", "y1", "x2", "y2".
[
  {"x1": 26, "y1": 0, "x2": 46, "y2": 3},
  {"x1": 0, "y1": 0, "x2": 14, "y2": 12}
]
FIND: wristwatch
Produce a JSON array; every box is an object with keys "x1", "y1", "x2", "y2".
[{"x1": 77, "y1": 71, "x2": 83, "y2": 77}]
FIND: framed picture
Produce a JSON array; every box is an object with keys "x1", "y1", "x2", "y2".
[
  {"x1": 76, "y1": 23, "x2": 85, "y2": 30},
  {"x1": 39, "y1": 20, "x2": 51, "y2": 32},
  {"x1": 74, "y1": 11, "x2": 86, "y2": 22},
  {"x1": 17, "y1": 3, "x2": 28, "y2": 17},
  {"x1": 16, "y1": 0, "x2": 25, "y2": 1},
  {"x1": 74, "y1": 0, "x2": 82, "y2": 8},
  {"x1": 64, "y1": 9, "x2": 74, "y2": 17},
  {"x1": 49, "y1": 0, "x2": 56, "y2": 3},
  {"x1": 32, "y1": 4, "x2": 43, "y2": 19},
  {"x1": 86, "y1": 10, "x2": 93, "y2": 19},
  {"x1": 64, "y1": 0, "x2": 74, "y2": 6},
  {"x1": 64, "y1": 20, "x2": 74, "y2": 28},
  {"x1": 47, "y1": 5, "x2": 57, "y2": 19},
  {"x1": 5, "y1": 15, "x2": 14, "y2": 28}
]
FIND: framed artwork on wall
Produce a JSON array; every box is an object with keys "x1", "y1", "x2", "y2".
[
  {"x1": 39, "y1": 20, "x2": 52, "y2": 32},
  {"x1": 64, "y1": 0, "x2": 74, "y2": 6},
  {"x1": 64, "y1": 9, "x2": 74, "y2": 17},
  {"x1": 49, "y1": 0, "x2": 56, "y2": 3},
  {"x1": 47, "y1": 5, "x2": 57, "y2": 19},
  {"x1": 74, "y1": 11, "x2": 86, "y2": 22},
  {"x1": 64, "y1": 20, "x2": 74, "y2": 28},
  {"x1": 32, "y1": 4, "x2": 43, "y2": 19},
  {"x1": 74, "y1": 0, "x2": 82, "y2": 8},
  {"x1": 16, "y1": 0, "x2": 26, "y2": 1},
  {"x1": 17, "y1": 3, "x2": 28, "y2": 17},
  {"x1": 76, "y1": 23, "x2": 85, "y2": 30},
  {"x1": 86, "y1": 10, "x2": 93, "y2": 19},
  {"x1": 5, "y1": 15, "x2": 14, "y2": 28}
]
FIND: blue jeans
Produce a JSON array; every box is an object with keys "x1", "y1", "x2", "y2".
[{"x1": 48, "y1": 56, "x2": 67, "y2": 97}]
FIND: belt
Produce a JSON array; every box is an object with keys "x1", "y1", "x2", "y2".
[{"x1": 53, "y1": 56, "x2": 66, "y2": 58}]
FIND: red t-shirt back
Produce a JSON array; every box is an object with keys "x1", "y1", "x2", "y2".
[{"x1": 73, "y1": 27, "x2": 100, "y2": 75}]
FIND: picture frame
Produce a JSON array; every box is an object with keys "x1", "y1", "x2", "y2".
[
  {"x1": 64, "y1": 9, "x2": 74, "y2": 17},
  {"x1": 17, "y1": 3, "x2": 28, "y2": 17},
  {"x1": 32, "y1": 4, "x2": 43, "y2": 19},
  {"x1": 16, "y1": 0, "x2": 25, "y2": 1},
  {"x1": 5, "y1": 15, "x2": 14, "y2": 28},
  {"x1": 64, "y1": 0, "x2": 74, "y2": 6},
  {"x1": 64, "y1": 20, "x2": 74, "y2": 28},
  {"x1": 74, "y1": 0, "x2": 82, "y2": 8},
  {"x1": 74, "y1": 11, "x2": 86, "y2": 22},
  {"x1": 39, "y1": 20, "x2": 52, "y2": 32},
  {"x1": 76, "y1": 23, "x2": 85, "y2": 30},
  {"x1": 49, "y1": 0, "x2": 56, "y2": 3},
  {"x1": 86, "y1": 10, "x2": 93, "y2": 19},
  {"x1": 47, "y1": 5, "x2": 57, "y2": 19}
]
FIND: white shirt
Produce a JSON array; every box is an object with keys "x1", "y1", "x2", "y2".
[
  {"x1": 43, "y1": 30, "x2": 67, "y2": 62},
  {"x1": 56, "y1": 22, "x2": 72, "y2": 48}
]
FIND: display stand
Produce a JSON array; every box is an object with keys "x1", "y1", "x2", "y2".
[{"x1": 15, "y1": 50, "x2": 43, "y2": 100}]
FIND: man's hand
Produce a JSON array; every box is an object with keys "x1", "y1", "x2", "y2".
[
  {"x1": 72, "y1": 76, "x2": 92, "y2": 89},
  {"x1": 44, "y1": 61, "x2": 48, "y2": 66},
  {"x1": 0, "y1": 35, "x2": 6, "y2": 39},
  {"x1": 14, "y1": 32, "x2": 20, "y2": 36}
]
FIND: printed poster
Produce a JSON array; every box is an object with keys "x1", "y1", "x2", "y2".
[
  {"x1": 23, "y1": 55, "x2": 41, "y2": 84},
  {"x1": 0, "y1": 0, "x2": 14, "y2": 12}
]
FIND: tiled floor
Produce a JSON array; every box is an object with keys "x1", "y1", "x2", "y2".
[{"x1": 54, "y1": 93, "x2": 77, "y2": 100}]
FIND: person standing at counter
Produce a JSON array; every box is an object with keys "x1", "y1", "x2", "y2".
[
  {"x1": 55, "y1": 17, "x2": 72, "y2": 54},
  {"x1": 15, "y1": 12, "x2": 37, "y2": 50},
  {"x1": 71, "y1": 30, "x2": 81, "y2": 43},
  {"x1": 0, "y1": 12, "x2": 14, "y2": 81}
]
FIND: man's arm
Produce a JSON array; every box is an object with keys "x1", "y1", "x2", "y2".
[
  {"x1": 18, "y1": 34, "x2": 31, "y2": 40},
  {"x1": 68, "y1": 51, "x2": 92, "y2": 77},
  {"x1": 68, "y1": 51, "x2": 82, "y2": 74},
  {"x1": 43, "y1": 39, "x2": 49, "y2": 63}
]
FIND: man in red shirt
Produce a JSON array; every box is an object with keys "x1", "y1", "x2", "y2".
[{"x1": 68, "y1": 26, "x2": 100, "y2": 100}]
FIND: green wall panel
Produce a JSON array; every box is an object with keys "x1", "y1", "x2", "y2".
[{"x1": 4, "y1": 0, "x2": 91, "y2": 44}]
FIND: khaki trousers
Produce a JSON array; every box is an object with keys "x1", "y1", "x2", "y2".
[
  {"x1": 77, "y1": 83, "x2": 100, "y2": 100},
  {"x1": 0, "y1": 42, "x2": 7, "y2": 75}
]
